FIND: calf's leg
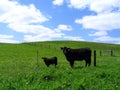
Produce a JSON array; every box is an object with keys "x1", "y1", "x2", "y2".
[
  {"x1": 69, "y1": 61, "x2": 74, "y2": 68},
  {"x1": 55, "y1": 61, "x2": 57, "y2": 67}
]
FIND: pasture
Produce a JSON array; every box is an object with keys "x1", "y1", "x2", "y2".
[{"x1": 0, "y1": 41, "x2": 120, "y2": 90}]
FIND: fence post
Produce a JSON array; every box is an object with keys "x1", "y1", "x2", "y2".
[
  {"x1": 36, "y1": 50, "x2": 39, "y2": 69},
  {"x1": 111, "y1": 50, "x2": 113, "y2": 56},
  {"x1": 100, "y1": 50, "x2": 102, "y2": 56},
  {"x1": 94, "y1": 50, "x2": 96, "y2": 66}
]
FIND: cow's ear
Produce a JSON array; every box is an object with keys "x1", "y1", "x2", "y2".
[{"x1": 61, "y1": 47, "x2": 63, "y2": 50}]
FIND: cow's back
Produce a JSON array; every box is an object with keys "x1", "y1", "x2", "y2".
[{"x1": 68, "y1": 48, "x2": 91, "y2": 60}]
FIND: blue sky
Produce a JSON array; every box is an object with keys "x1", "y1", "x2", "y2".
[{"x1": 0, "y1": 0, "x2": 120, "y2": 44}]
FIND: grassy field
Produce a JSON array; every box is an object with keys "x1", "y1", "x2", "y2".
[{"x1": 0, "y1": 41, "x2": 120, "y2": 90}]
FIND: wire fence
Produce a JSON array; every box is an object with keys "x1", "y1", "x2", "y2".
[
  {"x1": 23, "y1": 43, "x2": 60, "y2": 50},
  {"x1": 100, "y1": 50, "x2": 115, "y2": 56}
]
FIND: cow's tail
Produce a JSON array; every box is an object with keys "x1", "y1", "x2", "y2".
[{"x1": 93, "y1": 50, "x2": 96, "y2": 66}]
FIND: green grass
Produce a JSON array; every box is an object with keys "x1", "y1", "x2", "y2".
[{"x1": 0, "y1": 41, "x2": 120, "y2": 90}]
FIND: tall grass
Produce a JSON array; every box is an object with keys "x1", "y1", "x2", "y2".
[{"x1": 0, "y1": 41, "x2": 120, "y2": 90}]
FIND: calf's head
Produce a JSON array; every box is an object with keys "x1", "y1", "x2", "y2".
[{"x1": 42, "y1": 57, "x2": 45, "y2": 59}]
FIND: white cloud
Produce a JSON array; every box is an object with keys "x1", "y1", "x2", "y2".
[
  {"x1": 0, "y1": 0, "x2": 51, "y2": 42},
  {"x1": 9, "y1": 24, "x2": 73, "y2": 42},
  {"x1": 68, "y1": 0, "x2": 120, "y2": 13},
  {"x1": 68, "y1": 0, "x2": 120, "y2": 31},
  {"x1": 57, "y1": 24, "x2": 72, "y2": 30},
  {"x1": 52, "y1": 0, "x2": 64, "y2": 6},
  {"x1": 0, "y1": 34, "x2": 13, "y2": 39},
  {"x1": 24, "y1": 33, "x2": 62, "y2": 42},
  {"x1": 0, "y1": 0, "x2": 48, "y2": 24},
  {"x1": 55, "y1": 24, "x2": 72, "y2": 32},
  {"x1": 89, "y1": 31, "x2": 120, "y2": 44},
  {"x1": 0, "y1": 34, "x2": 18, "y2": 43},
  {"x1": 68, "y1": 0, "x2": 92, "y2": 9},
  {"x1": 75, "y1": 13, "x2": 120, "y2": 30},
  {"x1": 23, "y1": 24, "x2": 84, "y2": 42},
  {"x1": 64, "y1": 36, "x2": 84, "y2": 41},
  {"x1": 23, "y1": 24, "x2": 72, "y2": 42},
  {"x1": 89, "y1": 31, "x2": 108, "y2": 36},
  {"x1": 8, "y1": 24, "x2": 56, "y2": 34},
  {"x1": 88, "y1": 30, "x2": 120, "y2": 44},
  {"x1": 90, "y1": 0, "x2": 120, "y2": 13},
  {"x1": 24, "y1": 35, "x2": 52, "y2": 42},
  {"x1": 0, "y1": 0, "x2": 70, "y2": 42},
  {"x1": 94, "y1": 36, "x2": 120, "y2": 43},
  {"x1": 68, "y1": 0, "x2": 120, "y2": 44},
  {"x1": 0, "y1": 0, "x2": 82, "y2": 43}
]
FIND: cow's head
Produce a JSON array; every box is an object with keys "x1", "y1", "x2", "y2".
[
  {"x1": 61, "y1": 47, "x2": 70, "y2": 54},
  {"x1": 42, "y1": 57, "x2": 47, "y2": 60}
]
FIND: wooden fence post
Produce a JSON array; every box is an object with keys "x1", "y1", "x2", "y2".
[
  {"x1": 100, "y1": 50, "x2": 102, "y2": 56},
  {"x1": 36, "y1": 50, "x2": 39, "y2": 69},
  {"x1": 94, "y1": 50, "x2": 96, "y2": 66},
  {"x1": 111, "y1": 50, "x2": 113, "y2": 56}
]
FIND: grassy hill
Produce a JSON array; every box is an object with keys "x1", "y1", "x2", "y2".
[{"x1": 0, "y1": 41, "x2": 120, "y2": 90}]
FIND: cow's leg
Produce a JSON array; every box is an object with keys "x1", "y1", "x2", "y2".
[
  {"x1": 55, "y1": 61, "x2": 57, "y2": 67},
  {"x1": 70, "y1": 61, "x2": 74, "y2": 68},
  {"x1": 47, "y1": 64, "x2": 49, "y2": 67},
  {"x1": 84, "y1": 58, "x2": 88, "y2": 67},
  {"x1": 55, "y1": 63, "x2": 57, "y2": 67},
  {"x1": 86, "y1": 57, "x2": 91, "y2": 66}
]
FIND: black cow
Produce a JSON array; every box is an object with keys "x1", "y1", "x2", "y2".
[
  {"x1": 42, "y1": 57, "x2": 57, "y2": 67},
  {"x1": 61, "y1": 47, "x2": 91, "y2": 68}
]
